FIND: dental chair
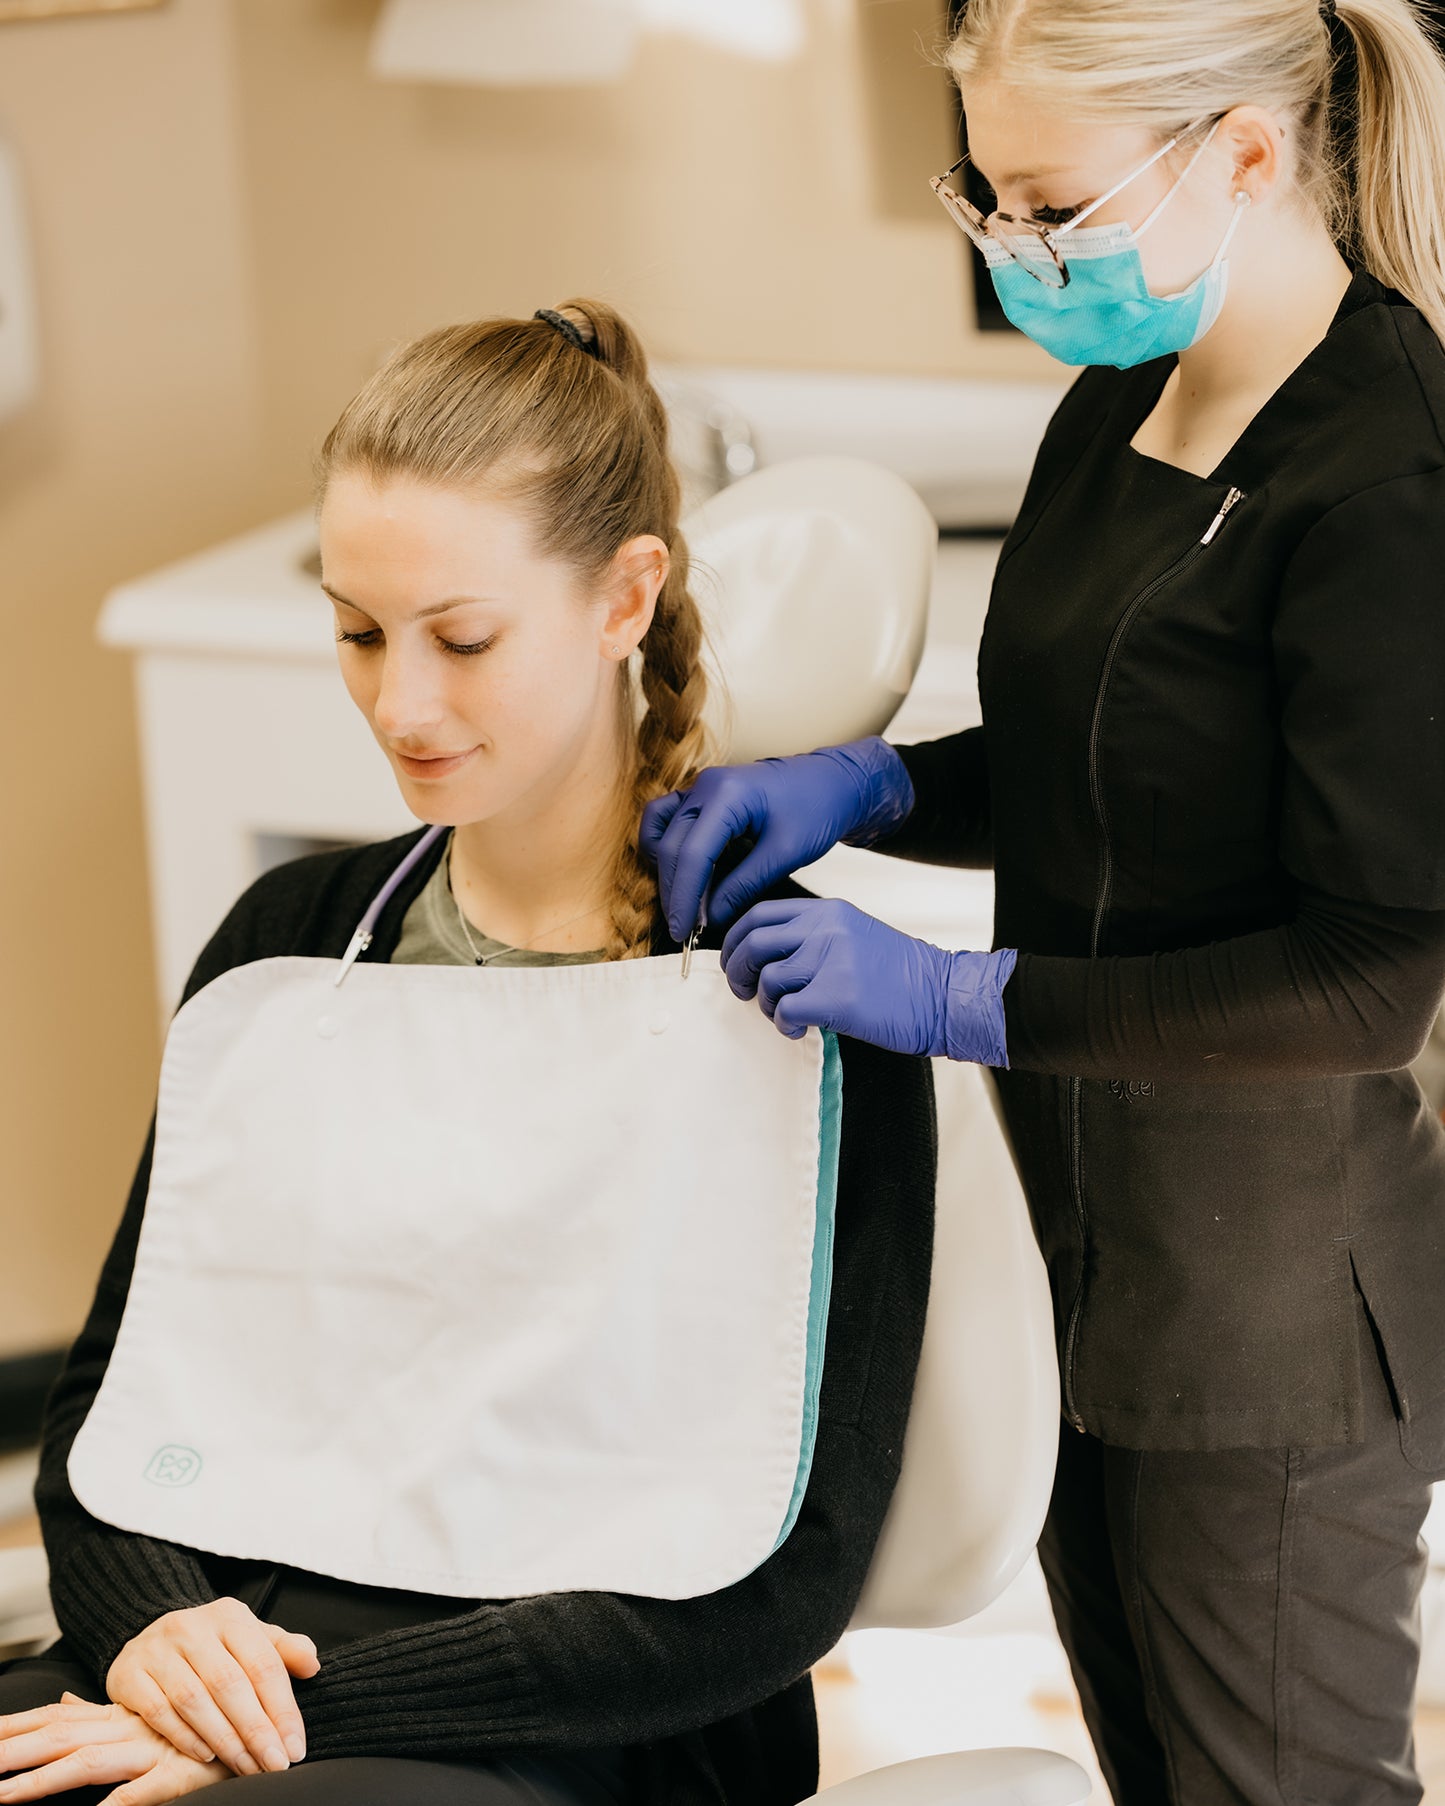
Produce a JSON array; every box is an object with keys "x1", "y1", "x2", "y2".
[
  {"x1": 0, "y1": 460, "x2": 1090, "y2": 1802},
  {"x1": 689, "y1": 459, "x2": 1090, "y2": 1806}
]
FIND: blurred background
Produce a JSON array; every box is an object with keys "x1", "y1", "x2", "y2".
[
  {"x1": 2, "y1": 3, "x2": 1445, "y2": 1797},
  {"x1": 0, "y1": 0, "x2": 1064, "y2": 1379}
]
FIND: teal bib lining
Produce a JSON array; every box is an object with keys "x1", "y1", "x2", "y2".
[{"x1": 768, "y1": 1029, "x2": 843, "y2": 1555}]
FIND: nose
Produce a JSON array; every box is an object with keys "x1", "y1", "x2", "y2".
[{"x1": 370, "y1": 640, "x2": 446, "y2": 747}]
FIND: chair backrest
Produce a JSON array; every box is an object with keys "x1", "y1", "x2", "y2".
[
  {"x1": 683, "y1": 456, "x2": 935, "y2": 764},
  {"x1": 684, "y1": 459, "x2": 1059, "y2": 1632}
]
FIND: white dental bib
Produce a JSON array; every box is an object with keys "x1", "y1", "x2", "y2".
[{"x1": 70, "y1": 848, "x2": 840, "y2": 1602}]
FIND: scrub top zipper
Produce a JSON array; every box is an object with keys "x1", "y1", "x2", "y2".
[{"x1": 1060, "y1": 484, "x2": 1247, "y2": 1432}]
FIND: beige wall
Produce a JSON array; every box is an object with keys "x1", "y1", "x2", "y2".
[
  {"x1": 0, "y1": 0, "x2": 1056, "y2": 1361},
  {"x1": 0, "y1": 0, "x2": 269, "y2": 1359}
]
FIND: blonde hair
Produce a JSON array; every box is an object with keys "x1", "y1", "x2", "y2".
[
  {"x1": 317, "y1": 300, "x2": 712, "y2": 960},
  {"x1": 947, "y1": 0, "x2": 1445, "y2": 344}
]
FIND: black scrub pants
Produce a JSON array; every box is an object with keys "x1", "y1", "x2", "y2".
[
  {"x1": 1040, "y1": 1298, "x2": 1445, "y2": 1805},
  {"x1": 0, "y1": 1657, "x2": 633, "y2": 1804}
]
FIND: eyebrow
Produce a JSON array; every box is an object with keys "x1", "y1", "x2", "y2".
[
  {"x1": 320, "y1": 583, "x2": 497, "y2": 620},
  {"x1": 968, "y1": 150, "x2": 1074, "y2": 190}
]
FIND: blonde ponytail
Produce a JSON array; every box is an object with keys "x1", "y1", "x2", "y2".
[
  {"x1": 1334, "y1": 1, "x2": 1445, "y2": 343},
  {"x1": 948, "y1": 0, "x2": 1445, "y2": 344}
]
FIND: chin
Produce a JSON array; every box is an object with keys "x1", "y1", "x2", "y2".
[{"x1": 395, "y1": 776, "x2": 512, "y2": 831}]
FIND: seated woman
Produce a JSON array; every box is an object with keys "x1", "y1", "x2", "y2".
[{"x1": 0, "y1": 300, "x2": 936, "y2": 1806}]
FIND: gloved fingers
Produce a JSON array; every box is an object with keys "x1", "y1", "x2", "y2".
[
  {"x1": 706, "y1": 840, "x2": 816, "y2": 929},
  {"x1": 773, "y1": 985, "x2": 833, "y2": 1041},
  {"x1": 751, "y1": 952, "x2": 817, "y2": 1028},
  {"x1": 719, "y1": 900, "x2": 811, "y2": 978},
  {"x1": 650, "y1": 791, "x2": 761, "y2": 943},
  {"x1": 639, "y1": 791, "x2": 684, "y2": 860},
  {"x1": 721, "y1": 920, "x2": 811, "y2": 1003}
]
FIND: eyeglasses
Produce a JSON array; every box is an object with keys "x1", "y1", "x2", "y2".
[{"x1": 930, "y1": 115, "x2": 1220, "y2": 289}]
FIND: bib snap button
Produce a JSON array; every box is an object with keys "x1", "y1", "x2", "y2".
[
  {"x1": 649, "y1": 1013, "x2": 671, "y2": 1036},
  {"x1": 317, "y1": 1015, "x2": 339, "y2": 1039}
]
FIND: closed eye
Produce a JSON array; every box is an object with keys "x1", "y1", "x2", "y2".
[
  {"x1": 439, "y1": 635, "x2": 497, "y2": 658},
  {"x1": 335, "y1": 628, "x2": 499, "y2": 658},
  {"x1": 1028, "y1": 203, "x2": 1084, "y2": 227}
]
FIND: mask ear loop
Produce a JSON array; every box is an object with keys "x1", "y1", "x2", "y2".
[
  {"x1": 1134, "y1": 120, "x2": 1223, "y2": 240},
  {"x1": 1210, "y1": 189, "x2": 1253, "y2": 267}
]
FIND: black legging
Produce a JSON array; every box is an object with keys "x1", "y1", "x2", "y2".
[{"x1": 0, "y1": 1656, "x2": 633, "y2": 1804}]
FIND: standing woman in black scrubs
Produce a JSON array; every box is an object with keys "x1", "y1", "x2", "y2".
[{"x1": 645, "y1": 1, "x2": 1445, "y2": 1799}]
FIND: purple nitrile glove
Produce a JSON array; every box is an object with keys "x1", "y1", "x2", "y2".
[
  {"x1": 719, "y1": 896, "x2": 1019, "y2": 1065},
  {"x1": 640, "y1": 738, "x2": 915, "y2": 944}
]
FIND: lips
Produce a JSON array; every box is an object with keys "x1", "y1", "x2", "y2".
[{"x1": 393, "y1": 746, "x2": 477, "y2": 779}]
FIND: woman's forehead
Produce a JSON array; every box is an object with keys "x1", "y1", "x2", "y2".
[{"x1": 963, "y1": 94, "x2": 1157, "y2": 189}]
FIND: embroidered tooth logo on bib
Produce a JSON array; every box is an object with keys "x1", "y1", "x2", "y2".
[{"x1": 144, "y1": 1446, "x2": 202, "y2": 1488}]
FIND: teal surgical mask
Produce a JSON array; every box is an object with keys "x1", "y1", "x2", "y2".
[{"x1": 987, "y1": 124, "x2": 1251, "y2": 369}]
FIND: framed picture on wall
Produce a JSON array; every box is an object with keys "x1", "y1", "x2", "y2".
[{"x1": 0, "y1": 0, "x2": 164, "y2": 19}]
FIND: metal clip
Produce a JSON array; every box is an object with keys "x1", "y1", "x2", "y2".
[
  {"x1": 334, "y1": 929, "x2": 374, "y2": 988},
  {"x1": 680, "y1": 927, "x2": 700, "y2": 980}
]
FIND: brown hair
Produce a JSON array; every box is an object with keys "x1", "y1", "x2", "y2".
[
  {"x1": 947, "y1": 0, "x2": 1445, "y2": 345},
  {"x1": 316, "y1": 299, "x2": 712, "y2": 960}
]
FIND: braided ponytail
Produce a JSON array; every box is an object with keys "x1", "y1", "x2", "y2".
[
  {"x1": 319, "y1": 294, "x2": 713, "y2": 960},
  {"x1": 547, "y1": 300, "x2": 713, "y2": 958}
]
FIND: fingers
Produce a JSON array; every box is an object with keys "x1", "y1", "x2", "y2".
[
  {"x1": 773, "y1": 985, "x2": 830, "y2": 1040},
  {"x1": 270, "y1": 1627, "x2": 321, "y2": 1680},
  {"x1": 756, "y1": 947, "x2": 821, "y2": 1021},
  {"x1": 638, "y1": 791, "x2": 683, "y2": 860},
  {"x1": 653, "y1": 806, "x2": 730, "y2": 943},
  {"x1": 191, "y1": 1631, "x2": 297, "y2": 1774},
  {"x1": 225, "y1": 1624, "x2": 310, "y2": 1761},
  {"x1": 650, "y1": 773, "x2": 761, "y2": 941},
  {"x1": 0, "y1": 1698, "x2": 109, "y2": 1739},
  {"x1": 116, "y1": 1601, "x2": 305, "y2": 1777},
  {"x1": 720, "y1": 920, "x2": 808, "y2": 1003},
  {"x1": 706, "y1": 841, "x2": 806, "y2": 931},
  {"x1": 720, "y1": 900, "x2": 807, "y2": 982},
  {"x1": 129, "y1": 1647, "x2": 265, "y2": 1777},
  {"x1": 108, "y1": 1671, "x2": 214, "y2": 1767},
  {"x1": 98, "y1": 1753, "x2": 223, "y2": 1806},
  {"x1": 0, "y1": 1721, "x2": 142, "y2": 1801}
]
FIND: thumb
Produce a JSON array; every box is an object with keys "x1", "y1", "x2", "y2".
[
  {"x1": 639, "y1": 791, "x2": 682, "y2": 859},
  {"x1": 268, "y1": 1626, "x2": 321, "y2": 1676}
]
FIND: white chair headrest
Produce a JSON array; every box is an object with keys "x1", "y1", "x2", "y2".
[{"x1": 682, "y1": 456, "x2": 936, "y2": 762}]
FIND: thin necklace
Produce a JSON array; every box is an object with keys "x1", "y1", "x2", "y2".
[{"x1": 447, "y1": 834, "x2": 605, "y2": 967}]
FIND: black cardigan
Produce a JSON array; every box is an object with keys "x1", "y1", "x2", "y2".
[
  {"x1": 891, "y1": 265, "x2": 1445, "y2": 1453},
  {"x1": 30, "y1": 832, "x2": 936, "y2": 1805}
]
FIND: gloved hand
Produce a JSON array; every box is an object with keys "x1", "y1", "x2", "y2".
[
  {"x1": 720, "y1": 896, "x2": 1019, "y2": 1064},
  {"x1": 641, "y1": 737, "x2": 915, "y2": 944}
]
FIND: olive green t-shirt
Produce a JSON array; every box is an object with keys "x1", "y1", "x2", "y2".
[{"x1": 392, "y1": 832, "x2": 606, "y2": 969}]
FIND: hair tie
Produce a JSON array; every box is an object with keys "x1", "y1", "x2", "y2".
[{"x1": 534, "y1": 308, "x2": 601, "y2": 359}]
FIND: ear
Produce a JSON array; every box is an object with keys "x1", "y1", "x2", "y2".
[
  {"x1": 1214, "y1": 104, "x2": 1288, "y2": 204},
  {"x1": 600, "y1": 535, "x2": 669, "y2": 661}
]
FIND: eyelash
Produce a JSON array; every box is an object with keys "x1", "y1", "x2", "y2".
[
  {"x1": 1028, "y1": 204, "x2": 1081, "y2": 227},
  {"x1": 335, "y1": 629, "x2": 497, "y2": 658}
]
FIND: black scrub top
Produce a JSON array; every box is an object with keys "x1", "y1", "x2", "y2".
[{"x1": 892, "y1": 265, "x2": 1445, "y2": 1452}]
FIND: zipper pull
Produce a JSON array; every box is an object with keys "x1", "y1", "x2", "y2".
[{"x1": 1201, "y1": 485, "x2": 1246, "y2": 546}]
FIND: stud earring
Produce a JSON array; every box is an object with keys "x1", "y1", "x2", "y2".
[{"x1": 611, "y1": 643, "x2": 623, "y2": 656}]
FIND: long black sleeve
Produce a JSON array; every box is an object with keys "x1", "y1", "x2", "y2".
[
  {"x1": 1003, "y1": 884, "x2": 1445, "y2": 1081},
  {"x1": 34, "y1": 1121, "x2": 218, "y2": 1681},
  {"x1": 880, "y1": 728, "x2": 993, "y2": 869}
]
